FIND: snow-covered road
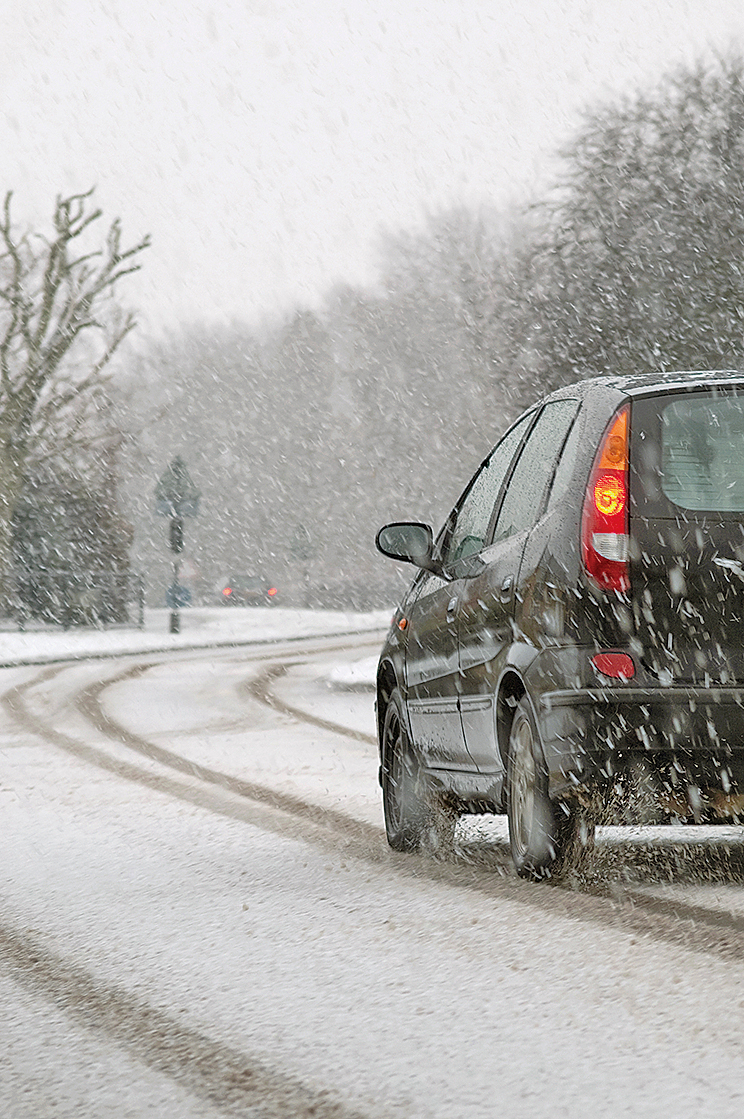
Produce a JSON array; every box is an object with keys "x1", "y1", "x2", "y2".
[{"x1": 2, "y1": 610, "x2": 744, "y2": 1117}]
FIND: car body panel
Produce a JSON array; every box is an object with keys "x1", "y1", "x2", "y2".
[
  {"x1": 403, "y1": 570, "x2": 477, "y2": 770},
  {"x1": 456, "y1": 532, "x2": 527, "y2": 773}
]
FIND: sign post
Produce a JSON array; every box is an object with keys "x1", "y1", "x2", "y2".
[
  {"x1": 155, "y1": 457, "x2": 200, "y2": 633},
  {"x1": 290, "y1": 523, "x2": 314, "y2": 606}
]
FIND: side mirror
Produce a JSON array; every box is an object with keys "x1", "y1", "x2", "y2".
[{"x1": 375, "y1": 522, "x2": 446, "y2": 578}]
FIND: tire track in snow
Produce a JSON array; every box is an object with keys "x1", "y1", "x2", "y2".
[
  {"x1": 1, "y1": 662, "x2": 386, "y2": 862},
  {"x1": 78, "y1": 660, "x2": 380, "y2": 844},
  {"x1": 245, "y1": 662, "x2": 377, "y2": 746},
  {"x1": 5, "y1": 654, "x2": 744, "y2": 966},
  {"x1": 0, "y1": 918, "x2": 369, "y2": 1119},
  {"x1": 86, "y1": 660, "x2": 744, "y2": 962}
]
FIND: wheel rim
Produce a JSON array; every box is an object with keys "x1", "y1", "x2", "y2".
[{"x1": 511, "y1": 715, "x2": 537, "y2": 857}]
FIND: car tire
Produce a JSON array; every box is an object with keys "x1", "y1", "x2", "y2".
[
  {"x1": 381, "y1": 690, "x2": 456, "y2": 856},
  {"x1": 507, "y1": 696, "x2": 571, "y2": 879}
]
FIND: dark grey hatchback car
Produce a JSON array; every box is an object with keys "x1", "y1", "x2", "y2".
[{"x1": 375, "y1": 371, "x2": 744, "y2": 878}]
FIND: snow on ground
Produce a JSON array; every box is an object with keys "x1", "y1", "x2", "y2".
[
  {"x1": 5, "y1": 648, "x2": 744, "y2": 1119},
  {"x1": 0, "y1": 606, "x2": 391, "y2": 670},
  {"x1": 5, "y1": 609, "x2": 744, "y2": 1116},
  {"x1": 325, "y1": 654, "x2": 380, "y2": 689}
]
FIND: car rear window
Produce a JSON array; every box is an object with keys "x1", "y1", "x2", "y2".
[{"x1": 660, "y1": 394, "x2": 744, "y2": 511}]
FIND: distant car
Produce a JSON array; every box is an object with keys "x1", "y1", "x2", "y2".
[
  {"x1": 375, "y1": 370, "x2": 744, "y2": 879},
  {"x1": 219, "y1": 576, "x2": 278, "y2": 606}
]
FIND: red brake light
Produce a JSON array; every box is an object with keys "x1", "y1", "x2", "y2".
[
  {"x1": 591, "y1": 652, "x2": 635, "y2": 680},
  {"x1": 267, "y1": 586, "x2": 278, "y2": 597},
  {"x1": 223, "y1": 587, "x2": 232, "y2": 596},
  {"x1": 582, "y1": 404, "x2": 630, "y2": 594}
]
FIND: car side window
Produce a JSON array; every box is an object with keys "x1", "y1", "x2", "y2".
[
  {"x1": 442, "y1": 411, "x2": 535, "y2": 566},
  {"x1": 546, "y1": 405, "x2": 583, "y2": 513},
  {"x1": 493, "y1": 399, "x2": 580, "y2": 542}
]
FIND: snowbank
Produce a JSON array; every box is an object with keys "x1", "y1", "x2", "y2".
[{"x1": 0, "y1": 607, "x2": 392, "y2": 668}]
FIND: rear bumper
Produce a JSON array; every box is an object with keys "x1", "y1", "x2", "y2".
[{"x1": 539, "y1": 684, "x2": 744, "y2": 798}]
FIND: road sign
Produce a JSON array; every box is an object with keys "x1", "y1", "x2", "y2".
[{"x1": 155, "y1": 457, "x2": 200, "y2": 518}]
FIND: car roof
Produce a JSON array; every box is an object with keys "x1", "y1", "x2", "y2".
[{"x1": 551, "y1": 369, "x2": 744, "y2": 400}]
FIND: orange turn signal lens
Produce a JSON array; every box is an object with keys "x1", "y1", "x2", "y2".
[{"x1": 598, "y1": 409, "x2": 629, "y2": 469}]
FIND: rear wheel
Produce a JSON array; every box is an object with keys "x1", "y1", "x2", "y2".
[
  {"x1": 507, "y1": 697, "x2": 579, "y2": 879},
  {"x1": 381, "y1": 691, "x2": 456, "y2": 856}
]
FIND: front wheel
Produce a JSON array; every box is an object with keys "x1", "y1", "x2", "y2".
[
  {"x1": 507, "y1": 697, "x2": 576, "y2": 879},
  {"x1": 381, "y1": 691, "x2": 456, "y2": 856}
]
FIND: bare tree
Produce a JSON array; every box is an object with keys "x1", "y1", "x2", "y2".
[{"x1": 0, "y1": 188, "x2": 149, "y2": 580}]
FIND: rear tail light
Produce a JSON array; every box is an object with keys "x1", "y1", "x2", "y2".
[{"x1": 582, "y1": 404, "x2": 630, "y2": 594}]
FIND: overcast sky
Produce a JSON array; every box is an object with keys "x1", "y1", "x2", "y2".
[{"x1": 4, "y1": 0, "x2": 744, "y2": 336}]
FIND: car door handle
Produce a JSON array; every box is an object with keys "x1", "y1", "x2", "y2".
[
  {"x1": 446, "y1": 596, "x2": 458, "y2": 621},
  {"x1": 500, "y1": 576, "x2": 513, "y2": 602}
]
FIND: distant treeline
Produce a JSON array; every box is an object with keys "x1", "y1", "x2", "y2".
[{"x1": 123, "y1": 52, "x2": 744, "y2": 608}]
